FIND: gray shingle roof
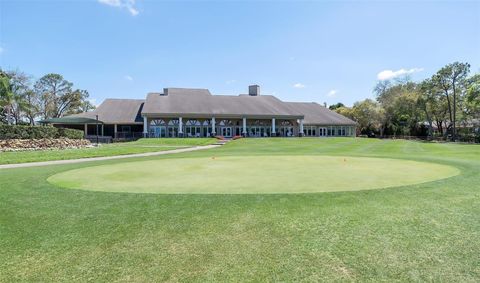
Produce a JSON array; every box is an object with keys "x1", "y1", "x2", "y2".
[
  {"x1": 284, "y1": 102, "x2": 357, "y2": 126},
  {"x1": 69, "y1": 99, "x2": 144, "y2": 124},
  {"x1": 142, "y1": 88, "x2": 304, "y2": 118}
]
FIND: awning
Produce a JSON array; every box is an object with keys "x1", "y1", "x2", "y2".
[{"x1": 39, "y1": 117, "x2": 104, "y2": 124}]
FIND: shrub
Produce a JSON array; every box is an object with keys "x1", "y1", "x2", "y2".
[
  {"x1": 57, "y1": 128, "x2": 84, "y2": 139},
  {"x1": 0, "y1": 124, "x2": 84, "y2": 140}
]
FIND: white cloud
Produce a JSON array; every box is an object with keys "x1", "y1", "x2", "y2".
[
  {"x1": 99, "y1": 0, "x2": 121, "y2": 6},
  {"x1": 124, "y1": 75, "x2": 133, "y2": 81},
  {"x1": 377, "y1": 68, "x2": 424, "y2": 81},
  {"x1": 327, "y1": 89, "x2": 338, "y2": 97},
  {"x1": 98, "y1": 0, "x2": 139, "y2": 16},
  {"x1": 293, "y1": 83, "x2": 306, "y2": 88},
  {"x1": 226, "y1": 80, "x2": 236, "y2": 84}
]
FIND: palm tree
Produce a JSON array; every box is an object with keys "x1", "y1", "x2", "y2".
[{"x1": 0, "y1": 71, "x2": 15, "y2": 125}]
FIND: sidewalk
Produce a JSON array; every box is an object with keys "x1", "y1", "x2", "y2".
[{"x1": 0, "y1": 144, "x2": 220, "y2": 170}]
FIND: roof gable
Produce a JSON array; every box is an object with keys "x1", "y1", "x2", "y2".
[
  {"x1": 285, "y1": 102, "x2": 357, "y2": 126},
  {"x1": 69, "y1": 99, "x2": 144, "y2": 124}
]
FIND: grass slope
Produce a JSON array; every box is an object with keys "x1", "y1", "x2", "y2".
[
  {"x1": 0, "y1": 138, "x2": 479, "y2": 281},
  {"x1": 0, "y1": 138, "x2": 216, "y2": 165}
]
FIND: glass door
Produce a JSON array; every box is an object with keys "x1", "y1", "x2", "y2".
[
  {"x1": 151, "y1": 126, "x2": 166, "y2": 138},
  {"x1": 221, "y1": 127, "x2": 232, "y2": 137},
  {"x1": 319, "y1": 127, "x2": 327, "y2": 137},
  {"x1": 168, "y1": 127, "x2": 178, "y2": 137}
]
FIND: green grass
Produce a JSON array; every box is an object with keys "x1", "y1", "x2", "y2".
[
  {"x1": 0, "y1": 138, "x2": 216, "y2": 164},
  {"x1": 48, "y1": 155, "x2": 459, "y2": 194},
  {"x1": 1, "y1": 138, "x2": 479, "y2": 281}
]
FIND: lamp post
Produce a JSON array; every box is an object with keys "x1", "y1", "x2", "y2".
[{"x1": 96, "y1": 115, "x2": 99, "y2": 146}]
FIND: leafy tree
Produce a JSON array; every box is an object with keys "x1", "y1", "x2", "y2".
[
  {"x1": 391, "y1": 86, "x2": 422, "y2": 136},
  {"x1": 34, "y1": 74, "x2": 92, "y2": 119},
  {"x1": 334, "y1": 106, "x2": 354, "y2": 120},
  {"x1": 374, "y1": 80, "x2": 421, "y2": 136},
  {"x1": 328, "y1": 102, "x2": 345, "y2": 110},
  {"x1": 5, "y1": 70, "x2": 35, "y2": 125},
  {"x1": 465, "y1": 74, "x2": 480, "y2": 120},
  {"x1": 373, "y1": 80, "x2": 392, "y2": 99},
  {"x1": 351, "y1": 99, "x2": 384, "y2": 135},
  {"x1": 80, "y1": 99, "x2": 96, "y2": 112},
  {"x1": 432, "y1": 62, "x2": 470, "y2": 140},
  {"x1": 65, "y1": 89, "x2": 95, "y2": 116},
  {"x1": 34, "y1": 74, "x2": 73, "y2": 119},
  {"x1": 23, "y1": 89, "x2": 41, "y2": 125},
  {"x1": 418, "y1": 79, "x2": 449, "y2": 137},
  {"x1": 0, "y1": 70, "x2": 15, "y2": 124}
]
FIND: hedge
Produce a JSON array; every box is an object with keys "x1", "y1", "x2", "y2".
[{"x1": 0, "y1": 124, "x2": 84, "y2": 140}]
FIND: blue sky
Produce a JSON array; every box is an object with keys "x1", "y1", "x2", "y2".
[{"x1": 1, "y1": 0, "x2": 479, "y2": 107}]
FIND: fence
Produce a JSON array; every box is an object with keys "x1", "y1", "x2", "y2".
[
  {"x1": 113, "y1": 132, "x2": 144, "y2": 142},
  {"x1": 85, "y1": 135, "x2": 113, "y2": 144},
  {"x1": 377, "y1": 135, "x2": 479, "y2": 144}
]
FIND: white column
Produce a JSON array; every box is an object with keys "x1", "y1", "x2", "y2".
[
  {"x1": 242, "y1": 117, "x2": 247, "y2": 134},
  {"x1": 84, "y1": 124, "x2": 88, "y2": 137},
  {"x1": 271, "y1": 118, "x2": 276, "y2": 134},
  {"x1": 178, "y1": 117, "x2": 183, "y2": 134},
  {"x1": 114, "y1": 124, "x2": 117, "y2": 138},
  {"x1": 211, "y1": 117, "x2": 216, "y2": 135},
  {"x1": 299, "y1": 119, "x2": 304, "y2": 136},
  {"x1": 101, "y1": 124, "x2": 104, "y2": 136},
  {"x1": 143, "y1": 116, "x2": 148, "y2": 137}
]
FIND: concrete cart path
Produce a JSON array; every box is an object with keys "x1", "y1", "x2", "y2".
[{"x1": 0, "y1": 144, "x2": 221, "y2": 170}]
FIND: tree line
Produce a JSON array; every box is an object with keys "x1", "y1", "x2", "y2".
[
  {"x1": 0, "y1": 69, "x2": 95, "y2": 125},
  {"x1": 330, "y1": 62, "x2": 479, "y2": 141}
]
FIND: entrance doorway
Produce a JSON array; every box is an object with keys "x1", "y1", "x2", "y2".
[
  {"x1": 319, "y1": 127, "x2": 327, "y2": 137},
  {"x1": 221, "y1": 127, "x2": 232, "y2": 137},
  {"x1": 151, "y1": 126, "x2": 166, "y2": 138}
]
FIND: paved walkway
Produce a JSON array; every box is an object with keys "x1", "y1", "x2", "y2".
[{"x1": 0, "y1": 144, "x2": 221, "y2": 170}]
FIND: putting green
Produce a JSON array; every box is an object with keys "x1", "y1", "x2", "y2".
[{"x1": 47, "y1": 156, "x2": 460, "y2": 194}]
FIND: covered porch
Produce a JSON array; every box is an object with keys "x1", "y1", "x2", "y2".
[
  {"x1": 142, "y1": 116, "x2": 304, "y2": 138},
  {"x1": 39, "y1": 117, "x2": 144, "y2": 142}
]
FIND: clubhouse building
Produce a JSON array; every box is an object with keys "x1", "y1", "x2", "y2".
[{"x1": 45, "y1": 85, "x2": 357, "y2": 139}]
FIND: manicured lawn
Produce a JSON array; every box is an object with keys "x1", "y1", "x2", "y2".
[
  {"x1": 0, "y1": 138, "x2": 216, "y2": 164},
  {"x1": 0, "y1": 138, "x2": 479, "y2": 281},
  {"x1": 48, "y1": 155, "x2": 459, "y2": 194}
]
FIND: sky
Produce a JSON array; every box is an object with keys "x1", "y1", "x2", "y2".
[{"x1": 1, "y1": 0, "x2": 479, "y2": 107}]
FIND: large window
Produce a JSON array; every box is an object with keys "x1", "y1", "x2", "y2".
[
  {"x1": 247, "y1": 126, "x2": 271, "y2": 137},
  {"x1": 185, "y1": 120, "x2": 202, "y2": 137},
  {"x1": 303, "y1": 126, "x2": 316, "y2": 136},
  {"x1": 149, "y1": 119, "x2": 167, "y2": 138}
]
